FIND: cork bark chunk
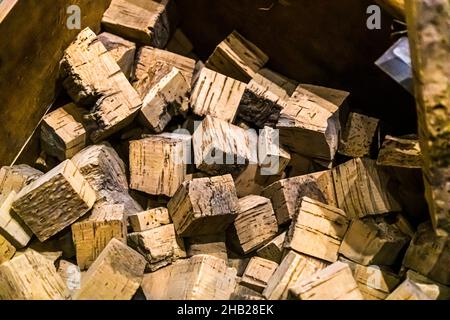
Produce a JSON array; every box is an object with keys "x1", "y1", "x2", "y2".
[
  {"x1": 236, "y1": 76, "x2": 288, "y2": 128},
  {"x1": 0, "y1": 233, "x2": 15, "y2": 264},
  {"x1": 167, "y1": 174, "x2": 239, "y2": 237},
  {"x1": 227, "y1": 195, "x2": 278, "y2": 254},
  {"x1": 405, "y1": 0, "x2": 450, "y2": 236},
  {"x1": 256, "y1": 231, "x2": 286, "y2": 264},
  {"x1": 0, "y1": 250, "x2": 69, "y2": 300},
  {"x1": 241, "y1": 257, "x2": 279, "y2": 293},
  {"x1": 60, "y1": 27, "x2": 142, "y2": 143},
  {"x1": 129, "y1": 133, "x2": 190, "y2": 197},
  {"x1": 261, "y1": 170, "x2": 337, "y2": 225},
  {"x1": 101, "y1": 0, "x2": 170, "y2": 47},
  {"x1": 132, "y1": 46, "x2": 195, "y2": 98},
  {"x1": 332, "y1": 158, "x2": 402, "y2": 218},
  {"x1": 141, "y1": 263, "x2": 175, "y2": 300},
  {"x1": 339, "y1": 217, "x2": 410, "y2": 266},
  {"x1": 277, "y1": 85, "x2": 342, "y2": 160},
  {"x1": 193, "y1": 116, "x2": 258, "y2": 177},
  {"x1": 12, "y1": 159, "x2": 97, "y2": 242},
  {"x1": 406, "y1": 270, "x2": 450, "y2": 300},
  {"x1": 128, "y1": 223, "x2": 186, "y2": 272},
  {"x1": 338, "y1": 112, "x2": 379, "y2": 158},
  {"x1": 186, "y1": 233, "x2": 228, "y2": 261},
  {"x1": 72, "y1": 143, "x2": 142, "y2": 214},
  {"x1": 256, "y1": 68, "x2": 297, "y2": 101},
  {"x1": 377, "y1": 135, "x2": 422, "y2": 168},
  {"x1": 73, "y1": 238, "x2": 146, "y2": 300},
  {"x1": 72, "y1": 204, "x2": 127, "y2": 270},
  {"x1": 142, "y1": 255, "x2": 237, "y2": 300},
  {"x1": 191, "y1": 67, "x2": 246, "y2": 122},
  {"x1": 0, "y1": 164, "x2": 43, "y2": 198},
  {"x1": 289, "y1": 262, "x2": 364, "y2": 300},
  {"x1": 402, "y1": 222, "x2": 450, "y2": 286},
  {"x1": 205, "y1": 30, "x2": 269, "y2": 83},
  {"x1": 97, "y1": 32, "x2": 136, "y2": 79},
  {"x1": 139, "y1": 67, "x2": 190, "y2": 132},
  {"x1": 340, "y1": 257, "x2": 401, "y2": 300},
  {"x1": 0, "y1": 191, "x2": 33, "y2": 248},
  {"x1": 263, "y1": 250, "x2": 328, "y2": 300},
  {"x1": 129, "y1": 207, "x2": 171, "y2": 232},
  {"x1": 299, "y1": 84, "x2": 349, "y2": 109},
  {"x1": 41, "y1": 103, "x2": 89, "y2": 161},
  {"x1": 386, "y1": 279, "x2": 431, "y2": 300},
  {"x1": 285, "y1": 197, "x2": 349, "y2": 262}
]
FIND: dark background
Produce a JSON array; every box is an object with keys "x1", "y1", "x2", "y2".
[{"x1": 175, "y1": 0, "x2": 416, "y2": 135}]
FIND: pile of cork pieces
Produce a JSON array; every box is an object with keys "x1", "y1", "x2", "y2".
[{"x1": 0, "y1": 0, "x2": 448, "y2": 300}]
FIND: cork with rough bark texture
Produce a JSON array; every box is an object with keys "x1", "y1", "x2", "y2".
[
  {"x1": 285, "y1": 197, "x2": 349, "y2": 262},
  {"x1": 132, "y1": 46, "x2": 195, "y2": 98},
  {"x1": 129, "y1": 133, "x2": 190, "y2": 197},
  {"x1": 289, "y1": 262, "x2": 364, "y2": 300},
  {"x1": 41, "y1": 103, "x2": 89, "y2": 161},
  {"x1": 339, "y1": 217, "x2": 410, "y2": 266},
  {"x1": 139, "y1": 67, "x2": 190, "y2": 132},
  {"x1": 60, "y1": 27, "x2": 142, "y2": 143},
  {"x1": 0, "y1": 164, "x2": 43, "y2": 199},
  {"x1": 0, "y1": 250, "x2": 69, "y2": 300},
  {"x1": 377, "y1": 135, "x2": 422, "y2": 168},
  {"x1": 128, "y1": 223, "x2": 186, "y2": 271},
  {"x1": 12, "y1": 159, "x2": 96, "y2": 242},
  {"x1": 142, "y1": 255, "x2": 237, "y2": 300},
  {"x1": 129, "y1": 207, "x2": 171, "y2": 232},
  {"x1": 402, "y1": 222, "x2": 450, "y2": 285},
  {"x1": 72, "y1": 143, "x2": 142, "y2": 214},
  {"x1": 240, "y1": 257, "x2": 279, "y2": 293},
  {"x1": 338, "y1": 112, "x2": 379, "y2": 158},
  {"x1": 227, "y1": 195, "x2": 278, "y2": 254},
  {"x1": 206, "y1": 30, "x2": 269, "y2": 83},
  {"x1": 72, "y1": 204, "x2": 127, "y2": 270},
  {"x1": 167, "y1": 174, "x2": 239, "y2": 237},
  {"x1": 406, "y1": 0, "x2": 450, "y2": 236},
  {"x1": 102, "y1": 0, "x2": 170, "y2": 47},
  {"x1": 263, "y1": 250, "x2": 328, "y2": 300},
  {"x1": 261, "y1": 170, "x2": 337, "y2": 225},
  {"x1": 0, "y1": 233, "x2": 15, "y2": 264},
  {"x1": 191, "y1": 67, "x2": 246, "y2": 122},
  {"x1": 277, "y1": 85, "x2": 342, "y2": 160},
  {"x1": 0, "y1": 191, "x2": 33, "y2": 248},
  {"x1": 73, "y1": 238, "x2": 146, "y2": 300},
  {"x1": 237, "y1": 76, "x2": 288, "y2": 128},
  {"x1": 97, "y1": 32, "x2": 136, "y2": 79},
  {"x1": 256, "y1": 231, "x2": 286, "y2": 263},
  {"x1": 332, "y1": 158, "x2": 402, "y2": 218}
]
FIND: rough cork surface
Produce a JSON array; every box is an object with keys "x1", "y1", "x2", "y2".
[
  {"x1": 167, "y1": 174, "x2": 239, "y2": 237},
  {"x1": 406, "y1": 0, "x2": 450, "y2": 235},
  {"x1": 60, "y1": 27, "x2": 142, "y2": 142},
  {"x1": 12, "y1": 159, "x2": 96, "y2": 242},
  {"x1": 206, "y1": 30, "x2": 268, "y2": 83}
]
